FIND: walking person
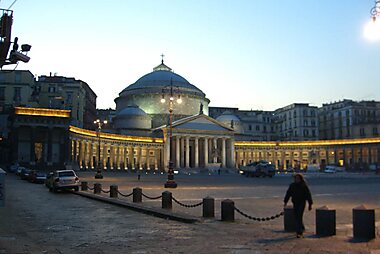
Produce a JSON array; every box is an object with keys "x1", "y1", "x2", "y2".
[{"x1": 284, "y1": 173, "x2": 313, "y2": 238}]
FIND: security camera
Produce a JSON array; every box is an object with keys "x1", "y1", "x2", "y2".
[
  {"x1": 21, "y1": 44, "x2": 31, "y2": 52},
  {"x1": 10, "y1": 51, "x2": 30, "y2": 63}
]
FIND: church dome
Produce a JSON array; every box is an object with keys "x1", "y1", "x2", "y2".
[
  {"x1": 113, "y1": 105, "x2": 151, "y2": 130},
  {"x1": 216, "y1": 111, "x2": 243, "y2": 133},
  {"x1": 117, "y1": 104, "x2": 148, "y2": 117},
  {"x1": 118, "y1": 61, "x2": 205, "y2": 97},
  {"x1": 114, "y1": 59, "x2": 210, "y2": 128}
]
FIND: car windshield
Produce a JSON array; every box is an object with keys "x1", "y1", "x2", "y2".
[{"x1": 58, "y1": 171, "x2": 75, "y2": 177}]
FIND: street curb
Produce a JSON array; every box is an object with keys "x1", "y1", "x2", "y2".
[{"x1": 72, "y1": 191, "x2": 200, "y2": 224}]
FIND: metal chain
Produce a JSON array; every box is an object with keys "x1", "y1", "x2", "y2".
[
  {"x1": 234, "y1": 206, "x2": 283, "y2": 222},
  {"x1": 101, "y1": 189, "x2": 110, "y2": 194},
  {"x1": 117, "y1": 190, "x2": 133, "y2": 197},
  {"x1": 87, "y1": 186, "x2": 94, "y2": 191},
  {"x1": 141, "y1": 193, "x2": 162, "y2": 200},
  {"x1": 172, "y1": 196, "x2": 203, "y2": 208}
]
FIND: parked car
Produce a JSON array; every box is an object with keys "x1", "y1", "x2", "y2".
[
  {"x1": 9, "y1": 163, "x2": 19, "y2": 173},
  {"x1": 28, "y1": 171, "x2": 47, "y2": 184},
  {"x1": 19, "y1": 167, "x2": 32, "y2": 180},
  {"x1": 240, "y1": 161, "x2": 276, "y2": 177},
  {"x1": 324, "y1": 166, "x2": 336, "y2": 173},
  {"x1": 46, "y1": 170, "x2": 80, "y2": 192}
]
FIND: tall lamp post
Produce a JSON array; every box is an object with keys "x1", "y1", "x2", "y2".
[
  {"x1": 94, "y1": 119, "x2": 107, "y2": 179},
  {"x1": 161, "y1": 84, "x2": 182, "y2": 188}
]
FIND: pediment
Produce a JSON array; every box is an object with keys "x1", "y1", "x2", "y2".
[{"x1": 171, "y1": 114, "x2": 233, "y2": 132}]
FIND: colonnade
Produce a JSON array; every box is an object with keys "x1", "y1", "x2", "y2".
[
  {"x1": 70, "y1": 138, "x2": 163, "y2": 171},
  {"x1": 235, "y1": 144, "x2": 380, "y2": 170}
]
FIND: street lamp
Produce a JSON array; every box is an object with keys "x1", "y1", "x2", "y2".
[
  {"x1": 364, "y1": 0, "x2": 380, "y2": 41},
  {"x1": 93, "y1": 119, "x2": 107, "y2": 179},
  {"x1": 161, "y1": 84, "x2": 182, "y2": 188}
]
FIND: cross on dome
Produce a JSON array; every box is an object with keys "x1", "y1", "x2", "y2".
[{"x1": 153, "y1": 54, "x2": 172, "y2": 72}]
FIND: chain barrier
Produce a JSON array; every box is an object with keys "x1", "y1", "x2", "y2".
[
  {"x1": 141, "y1": 192, "x2": 162, "y2": 200},
  {"x1": 172, "y1": 196, "x2": 203, "y2": 208},
  {"x1": 117, "y1": 190, "x2": 133, "y2": 198},
  {"x1": 234, "y1": 205, "x2": 283, "y2": 222},
  {"x1": 87, "y1": 186, "x2": 94, "y2": 191},
  {"x1": 100, "y1": 188, "x2": 110, "y2": 194}
]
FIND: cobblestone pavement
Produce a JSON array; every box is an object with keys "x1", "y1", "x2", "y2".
[{"x1": 0, "y1": 171, "x2": 379, "y2": 254}]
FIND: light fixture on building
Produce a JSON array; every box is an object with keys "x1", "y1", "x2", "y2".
[
  {"x1": 160, "y1": 81, "x2": 182, "y2": 188},
  {"x1": 364, "y1": 0, "x2": 380, "y2": 41}
]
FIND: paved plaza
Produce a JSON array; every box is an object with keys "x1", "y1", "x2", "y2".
[{"x1": 0, "y1": 171, "x2": 379, "y2": 253}]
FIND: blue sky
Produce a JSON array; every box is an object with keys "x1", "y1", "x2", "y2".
[{"x1": 2, "y1": 0, "x2": 379, "y2": 110}]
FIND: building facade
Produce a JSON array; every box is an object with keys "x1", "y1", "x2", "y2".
[
  {"x1": 3, "y1": 63, "x2": 380, "y2": 172},
  {"x1": 319, "y1": 99, "x2": 380, "y2": 140}
]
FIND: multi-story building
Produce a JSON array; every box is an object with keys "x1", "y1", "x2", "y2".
[
  {"x1": 319, "y1": 99, "x2": 380, "y2": 140},
  {"x1": 0, "y1": 70, "x2": 37, "y2": 138},
  {"x1": 273, "y1": 103, "x2": 318, "y2": 141},
  {"x1": 0, "y1": 70, "x2": 38, "y2": 162},
  {"x1": 209, "y1": 107, "x2": 275, "y2": 141},
  {"x1": 36, "y1": 74, "x2": 97, "y2": 128},
  {"x1": 80, "y1": 81, "x2": 97, "y2": 130}
]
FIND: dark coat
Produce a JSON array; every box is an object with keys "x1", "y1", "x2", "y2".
[{"x1": 284, "y1": 182, "x2": 313, "y2": 206}]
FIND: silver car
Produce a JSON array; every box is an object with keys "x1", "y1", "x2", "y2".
[{"x1": 46, "y1": 170, "x2": 80, "y2": 192}]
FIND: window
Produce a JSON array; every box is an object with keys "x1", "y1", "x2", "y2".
[
  {"x1": 15, "y1": 72, "x2": 21, "y2": 83},
  {"x1": 360, "y1": 128, "x2": 365, "y2": 137},
  {"x1": 248, "y1": 125, "x2": 252, "y2": 131},
  {"x1": 312, "y1": 130, "x2": 316, "y2": 137},
  {"x1": 48, "y1": 86, "x2": 56, "y2": 93},
  {"x1": 256, "y1": 125, "x2": 260, "y2": 131},
  {"x1": 0, "y1": 87, "x2": 4, "y2": 100},
  {"x1": 13, "y1": 87, "x2": 21, "y2": 101},
  {"x1": 373, "y1": 127, "x2": 378, "y2": 136}
]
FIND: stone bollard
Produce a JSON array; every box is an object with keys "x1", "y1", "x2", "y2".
[
  {"x1": 94, "y1": 183, "x2": 101, "y2": 194},
  {"x1": 162, "y1": 191, "x2": 172, "y2": 209},
  {"x1": 133, "y1": 187, "x2": 142, "y2": 203},
  {"x1": 81, "y1": 181, "x2": 88, "y2": 191},
  {"x1": 221, "y1": 199, "x2": 234, "y2": 222},
  {"x1": 353, "y1": 205, "x2": 376, "y2": 240},
  {"x1": 110, "y1": 185, "x2": 118, "y2": 198},
  {"x1": 283, "y1": 206, "x2": 295, "y2": 232},
  {"x1": 316, "y1": 206, "x2": 336, "y2": 237},
  {"x1": 203, "y1": 196, "x2": 215, "y2": 218}
]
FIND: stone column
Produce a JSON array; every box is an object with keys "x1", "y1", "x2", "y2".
[
  {"x1": 176, "y1": 136, "x2": 180, "y2": 168},
  {"x1": 230, "y1": 139, "x2": 235, "y2": 168},
  {"x1": 204, "y1": 137, "x2": 209, "y2": 167},
  {"x1": 129, "y1": 146, "x2": 135, "y2": 170},
  {"x1": 109, "y1": 145, "x2": 114, "y2": 169},
  {"x1": 102, "y1": 143, "x2": 108, "y2": 169},
  {"x1": 138, "y1": 146, "x2": 143, "y2": 170},
  {"x1": 164, "y1": 139, "x2": 170, "y2": 171},
  {"x1": 221, "y1": 138, "x2": 226, "y2": 168},
  {"x1": 213, "y1": 138, "x2": 218, "y2": 163},
  {"x1": 155, "y1": 147, "x2": 159, "y2": 170},
  {"x1": 185, "y1": 136, "x2": 190, "y2": 168},
  {"x1": 180, "y1": 136, "x2": 185, "y2": 168},
  {"x1": 78, "y1": 141, "x2": 83, "y2": 169},
  {"x1": 146, "y1": 147, "x2": 151, "y2": 170},
  {"x1": 194, "y1": 137, "x2": 199, "y2": 168},
  {"x1": 115, "y1": 145, "x2": 120, "y2": 170}
]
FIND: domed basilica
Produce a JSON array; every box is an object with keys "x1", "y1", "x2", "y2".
[{"x1": 113, "y1": 60, "x2": 211, "y2": 133}]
